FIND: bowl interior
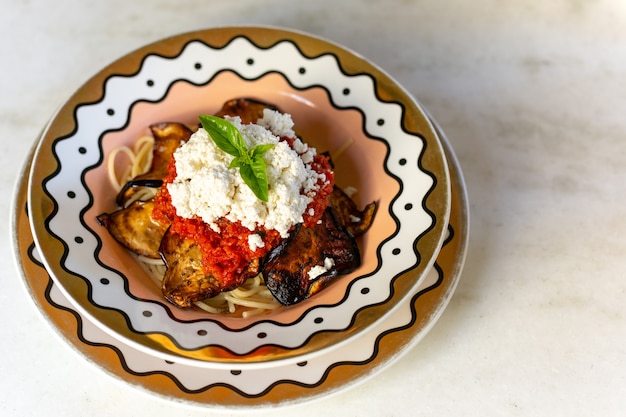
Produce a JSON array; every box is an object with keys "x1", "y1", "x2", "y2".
[{"x1": 86, "y1": 71, "x2": 397, "y2": 327}]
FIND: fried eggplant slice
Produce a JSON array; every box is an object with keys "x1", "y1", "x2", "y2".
[
  {"x1": 215, "y1": 98, "x2": 280, "y2": 124},
  {"x1": 96, "y1": 200, "x2": 169, "y2": 259},
  {"x1": 159, "y1": 228, "x2": 261, "y2": 308},
  {"x1": 116, "y1": 122, "x2": 192, "y2": 207},
  {"x1": 329, "y1": 186, "x2": 377, "y2": 237},
  {"x1": 262, "y1": 207, "x2": 360, "y2": 306}
]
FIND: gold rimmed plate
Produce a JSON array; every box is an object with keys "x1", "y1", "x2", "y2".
[
  {"x1": 27, "y1": 26, "x2": 451, "y2": 368},
  {"x1": 12, "y1": 116, "x2": 467, "y2": 409}
]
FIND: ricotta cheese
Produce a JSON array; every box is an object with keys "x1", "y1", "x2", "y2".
[
  {"x1": 167, "y1": 110, "x2": 326, "y2": 244},
  {"x1": 247, "y1": 233, "x2": 265, "y2": 252},
  {"x1": 307, "y1": 257, "x2": 336, "y2": 280}
]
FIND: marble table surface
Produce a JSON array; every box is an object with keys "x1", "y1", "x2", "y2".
[{"x1": 2, "y1": 1, "x2": 625, "y2": 416}]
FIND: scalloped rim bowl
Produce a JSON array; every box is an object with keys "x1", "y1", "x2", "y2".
[{"x1": 27, "y1": 26, "x2": 451, "y2": 369}]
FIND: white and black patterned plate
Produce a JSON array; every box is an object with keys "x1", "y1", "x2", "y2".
[{"x1": 27, "y1": 27, "x2": 451, "y2": 368}]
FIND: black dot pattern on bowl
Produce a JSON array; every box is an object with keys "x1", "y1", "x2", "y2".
[
  {"x1": 299, "y1": 67, "x2": 306, "y2": 74},
  {"x1": 343, "y1": 88, "x2": 350, "y2": 95},
  {"x1": 257, "y1": 332, "x2": 267, "y2": 339},
  {"x1": 399, "y1": 158, "x2": 407, "y2": 166},
  {"x1": 78, "y1": 147, "x2": 87, "y2": 154},
  {"x1": 165, "y1": 360, "x2": 174, "y2": 365},
  {"x1": 361, "y1": 287, "x2": 370, "y2": 295},
  {"x1": 392, "y1": 248, "x2": 401, "y2": 255},
  {"x1": 377, "y1": 118, "x2": 385, "y2": 126},
  {"x1": 314, "y1": 317, "x2": 323, "y2": 324},
  {"x1": 231, "y1": 370, "x2": 242, "y2": 376},
  {"x1": 142, "y1": 311, "x2": 152, "y2": 317},
  {"x1": 146, "y1": 79, "x2": 154, "y2": 87},
  {"x1": 247, "y1": 58, "x2": 254, "y2": 65},
  {"x1": 67, "y1": 191, "x2": 76, "y2": 198},
  {"x1": 194, "y1": 62, "x2": 202, "y2": 70},
  {"x1": 405, "y1": 203, "x2": 413, "y2": 210},
  {"x1": 106, "y1": 108, "x2": 115, "y2": 116},
  {"x1": 297, "y1": 361, "x2": 308, "y2": 367},
  {"x1": 74, "y1": 236, "x2": 83, "y2": 244},
  {"x1": 197, "y1": 329, "x2": 207, "y2": 336},
  {"x1": 100, "y1": 278, "x2": 109, "y2": 285}
]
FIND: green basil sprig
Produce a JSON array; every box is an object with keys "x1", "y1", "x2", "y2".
[{"x1": 199, "y1": 115, "x2": 274, "y2": 201}]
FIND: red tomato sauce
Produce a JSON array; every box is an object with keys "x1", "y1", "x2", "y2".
[{"x1": 152, "y1": 138, "x2": 334, "y2": 287}]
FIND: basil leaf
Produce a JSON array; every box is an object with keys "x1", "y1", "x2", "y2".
[
  {"x1": 228, "y1": 156, "x2": 246, "y2": 169},
  {"x1": 250, "y1": 155, "x2": 269, "y2": 181},
  {"x1": 199, "y1": 114, "x2": 246, "y2": 157},
  {"x1": 250, "y1": 157, "x2": 270, "y2": 201},
  {"x1": 239, "y1": 162, "x2": 269, "y2": 202},
  {"x1": 250, "y1": 143, "x2": 275, "y2": 158},
  {"x1": 200, "y1": 114, "x2": 272, "y2": 202}
]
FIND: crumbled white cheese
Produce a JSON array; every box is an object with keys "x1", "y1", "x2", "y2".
[
  {"x1": 167, "y1": 111, "x2": 325, "y2": 247},
  {"x1": 308, "y1": 257, "x2": 335, "y2": 281},
  {"x1": 349, "y1": 215, "x2": 361, "y2": 223},
  {"x1": 248, "y1": 233, "x2": 265, "y2": 252},
  {"x1": 256, "y1": 108, "x2": 296, "y2": 138}
]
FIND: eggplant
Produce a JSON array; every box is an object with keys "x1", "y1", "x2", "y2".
[
  {"x1": 262, "y1": 207, "x2": 360, "y2": 306},
  {"x1": 115, "y1": 179, "x2": 163, "y2": 207},
  {"x1": 116, "y1": 122, "x2": 192, "y2": 207},
  {"x1": 328, "y1": 185, "x2": 377, "y2": 237},
  {"x1": 96, "y1": 200, "x2": 168, "y2": 259},
  {"x1": 215, "y1": 97, "x2": 280, "y2": 124},
  {"x1": 261, "y1": 186, "x2": 377, "y2": 306},
  {"x1": 159, "y1": 228, "x2": 260, "y2": 308}
]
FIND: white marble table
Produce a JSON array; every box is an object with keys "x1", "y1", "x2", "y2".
[{"x1": 2, "y1": 1, "x2": 625, "y2": 415}]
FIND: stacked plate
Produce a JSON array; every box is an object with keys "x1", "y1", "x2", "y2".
[{"x1": 12, "y1": 27, "x2": 468, "y2": 410}]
